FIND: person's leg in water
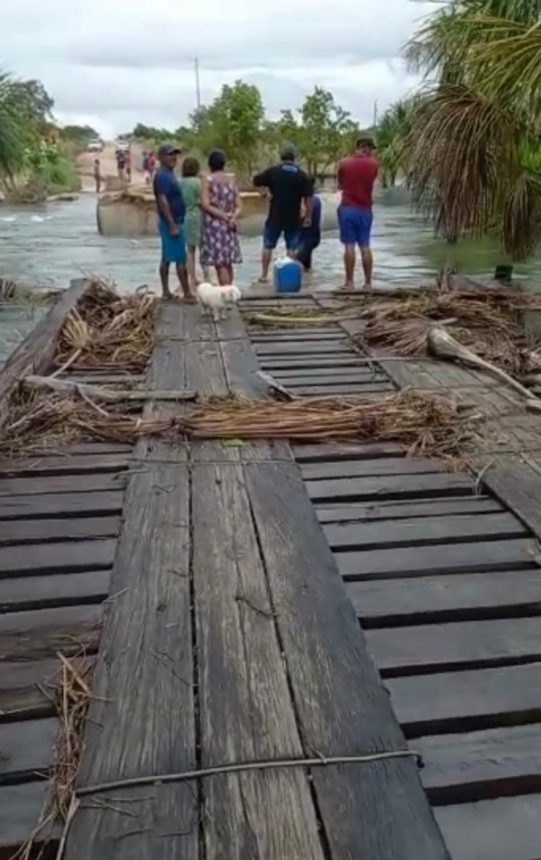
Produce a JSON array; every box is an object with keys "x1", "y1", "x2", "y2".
[
  {"x1": 259, "y1": 222, "x2": 279, "y2": 283},
  {"x1": 358, "y1": 210, "x2": 374, "y2": 290}
]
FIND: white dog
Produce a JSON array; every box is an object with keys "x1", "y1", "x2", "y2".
[{"x1": 196, "y1": 283, "x2": 241, "y2": 321}]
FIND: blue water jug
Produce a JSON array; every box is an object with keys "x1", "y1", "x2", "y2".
[{"x1": 273, "y1": 258, "x2": 303, "y2": 294}]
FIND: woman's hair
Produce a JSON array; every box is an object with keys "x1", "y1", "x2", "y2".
[
  {"x1": 182, "y1": 157, "x2": 200, "y2": 177},
  {"x1": 208, "y1": 149, "x2": 226, "y2": 172}
]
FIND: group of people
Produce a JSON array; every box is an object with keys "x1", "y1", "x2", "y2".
[{"x1": 153, "y1": 136, "x2": 378, "y2": 300}]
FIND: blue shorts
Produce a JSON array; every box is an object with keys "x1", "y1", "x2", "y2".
[
  {"x1": 263, "y1": 221, "x2": 300, "y2": 251},
  {"x1": 158, "y1": 219, "x2": 187, "y2": 264},
  {"x1": 338, "y1": 206, "x2": 373, "y2": 247}
]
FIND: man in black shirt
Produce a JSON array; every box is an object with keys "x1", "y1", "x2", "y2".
[{"x1": 253, "y1": 145, "x2": 312, "y2": 283}]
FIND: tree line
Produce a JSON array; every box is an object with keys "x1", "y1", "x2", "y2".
[{"x1": 129, "y1": 83, "x2": 365, "y2": 183}]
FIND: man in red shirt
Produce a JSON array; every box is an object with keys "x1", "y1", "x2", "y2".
[{"x1": 337, "y1": 137, "x2": 378, "y2": 290}]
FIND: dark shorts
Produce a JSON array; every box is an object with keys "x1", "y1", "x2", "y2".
[
  {"x1": 338, "y1": 206, "x2": 373, "y2": 247},
  {"x1": 263, "y1": 221, "x2": 300, "y2": 251},
  {"x1": 159, "y1": 219, "x2": 187, "y2": 264}
]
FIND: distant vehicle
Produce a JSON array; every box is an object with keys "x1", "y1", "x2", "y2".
[
  {"x1": 87, "y1": 138, "x2": 104, "y2": 152},
  {"x1": 115, "y1": 139, "x2": 130, "y2": 152}
]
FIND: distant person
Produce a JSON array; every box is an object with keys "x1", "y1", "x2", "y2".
[
  {"x1": 147, "y1": 152, "x2": 156, "y2": 182},
  {"x1": 180, "y1": 157, "x2": 210, "y2": 290},
  {"x1": 125, "y1": 150, "x2": 132, "y2": 183},
  {"x1": 253, "y1": 145, "x2": 312, "y2": 283},
  {"x1": 297, "y1": 183, "x2": 321, "y2": 272},
  {"x1": 116, "y1": 149, "x2": 126, "y2": 186},
  {"x1": 337, "y1": 137, "x2": 379, "y2": 290},
  {"x1": 93, "y1": 158, "x2": 102, "y2": 194},
  {"x1": 153, "y1": 143, "x2": 192, "y2": 302},
  {"x1": 200, "y1": 149, "x2": 242, "y2": 286}
]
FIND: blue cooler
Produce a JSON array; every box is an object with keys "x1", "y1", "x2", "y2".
[{"x1": 273, "y1": 258, "x2": 303, "y2": 293}]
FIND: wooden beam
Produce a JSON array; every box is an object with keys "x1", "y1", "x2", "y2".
[{"x1": 0, "y1": 278, "x2": 90, "y2": 429}]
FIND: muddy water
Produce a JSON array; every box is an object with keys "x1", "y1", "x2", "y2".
[{"x1": 1, "y1": 188, "x2": 540, "y2": 293}]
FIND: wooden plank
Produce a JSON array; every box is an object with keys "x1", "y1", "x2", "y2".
[
  {"x1": 301, "y1": 456, "x2": 444, "y2": 480},
  {"x1": 220, "y1": 336, "x2": 269, "y2": 398},
  {"x1": 192, "y1": 462, "x2": 324, "y2": 858},
  {"x1": 54, "y1": 442, "x2": 132, "y2": 455},
  {"x1": 64, "y1": 459, "x2": 198, "y2": 860},
  {"x1": 388, "y1": 663, "x2": 541, "y2": 736},
  {"x1": 260, "y1": 356, "x2": 364, "y2": 369},
  {"x1": 0, "y1": 517, "x2": 120, "y2": 546},
  {"x1": 306, "y1": 472, "x2": 474, "y2": 503},
  {"x1": 293, "y1": 441, "x2": 405, "y2": 461},
  {"x1": 0, "y1": 604, "x2": 101, "y2": 660},
  {"x1": 0, "y1": 657, "x2": 91, "y2": 722},
  {"x1": 0, "y1": 490, "x2": 123, "y2": 521},
  {"x1": 418, "y1": 723, "x2": 541, "y2": 804},
  {"x1": 317, "y1": 496, "x2": 502, "y2": 523},
  {"x1": 0, "y1": 472, "x2": 126, "y2": 497},
  {"x1": 368, "y1": 617, "x2": 541, "y2": 676},
  {"x1": 0, "y1": 539, "x2": 116, "y2": 576},
  {"x1": 255, "y1": 341, "x2": 351, "y2": 355},
  {"x1": 337, "y1": 539, "x2": 537, "y2": 580},
  {"x1": 435, "y1": 795, "x2": 541, "y2": 860},
  {"x1": 0, "y1": 454, "x2": 129, "y2": 478},
  {"x1": 251, "y1": 331, "x2": 343, "y2": 341},
  {"x1": 484, "y1": 462, "x2": 541, "y2": 544},
  {"x1": 271, "y1": 373, "x2": 388, "y2": 386},
  {"x1": 0, "y1": 278, "x2": 90, "y2": 430},
  {"x1": 245, "y1": 459, "x2": 449, "y2": 859},
  {"x1": 0, "y1": 717, "x2": 57, "y2": 783},
  {"x1": 348, "y1": 569, "x2": 541, "y2": 626},
  {"x1": 0, "y1": 782, "x2": 56, "y2": 849},
  {"x1": 325, "y1": 512, "x2": 526, "y2": 550},
  {"x1": 287, "y1": 382, "x2": 394, "y2": 395},
  {"x1": 0, "y1": 569, "x2": 111, "y2": 612}
]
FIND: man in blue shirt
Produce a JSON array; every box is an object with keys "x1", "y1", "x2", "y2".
[{"x1": 153, "y1": 143, "x2": 191, "y2": 301}]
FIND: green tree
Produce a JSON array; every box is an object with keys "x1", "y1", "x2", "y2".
[
  {"x1": 404, "y1": 0, "x2": 541, "y2": 267},
  {"x1": 203, "y1": 80, "x2": 264, "y2": 177},
  {"x1": 297, "y1": 87, "x2": 358, "y2": 177}
]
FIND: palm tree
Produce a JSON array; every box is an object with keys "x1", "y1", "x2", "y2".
[{"x1": 404, "y1": 0, "x2": 541, "y2": 274}]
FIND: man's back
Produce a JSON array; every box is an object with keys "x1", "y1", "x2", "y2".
[
  {"x1": 254, "y1": 162, "x2": 311, "y2": 227},
  {"x1": 338, "y1": 154, "x2": 378, "y2": 210}
]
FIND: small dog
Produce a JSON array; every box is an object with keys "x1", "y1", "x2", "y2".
[{"x1": 196, "y1": 283, "x2": 241, "y2": 321}]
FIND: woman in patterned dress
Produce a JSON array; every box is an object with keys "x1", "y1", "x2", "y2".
[{"x1": 200, "y1": 149, "x2": 243, "y2": 286}]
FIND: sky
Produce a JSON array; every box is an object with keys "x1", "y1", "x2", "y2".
[{"x1": 1, "y1": 0, "x2": 435, "y2": 137}]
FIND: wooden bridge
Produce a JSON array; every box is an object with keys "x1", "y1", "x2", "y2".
[{"x1": 1, "y1": 285, "x2": 541, "y2": 860}]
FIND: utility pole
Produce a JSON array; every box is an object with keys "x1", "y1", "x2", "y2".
[
  {"x1": 194, "y1": 57, "x2": 201, "y2": 111},
  {"x1": 373, "y1": 100, "x2": 378, "y2": 130}
]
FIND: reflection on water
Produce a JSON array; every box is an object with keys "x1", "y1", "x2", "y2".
[{"x1": 0, "y1": 189, "x2": 540, "y2": 292}]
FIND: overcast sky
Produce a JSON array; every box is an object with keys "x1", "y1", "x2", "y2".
[{"x1": 1, "y1": 0, "x2": 434, "y2": 137}]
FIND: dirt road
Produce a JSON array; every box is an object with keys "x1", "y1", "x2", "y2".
[{"x1": 77, "y1": 142, "x2": 145, "y2": 190}]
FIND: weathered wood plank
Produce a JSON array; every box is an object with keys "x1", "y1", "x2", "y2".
[
  {"x1": 251, "y1": 331, "x2": 343, "y2": 342},
  {"x1": 483, "y1": 462, "x2": 541, "y2": 544},
  {"x1": 348, "y1": 569, "x2": 541, "y2": 626},
  {"x1": 435, "y1": 795, "x2": 541, "y2": 860},
  {"x1": 0, "y1": 604, "x2": 101, "y2": 660},
  {"x1": 0, "y1": 278, "x2": 90, "y2": 430},
  {"x1": 272, "y1": 373, "x2": 389, "y2": 387},
  {"x1": 418, "y1": 723, "x2": 541, "y2": 804},
  {"x1": 337, "y1": 539, "x2": 537, "y2": 580},
  {"x1": 260, "y1": 356, "x2": 364, "y2": 369},
  {"x1": 388, "y1": 663, "x2": 541, "y2": 736},
  {"x1": 192, "y1": 462, "x2": 324, "y2": 858},
  {"x1": 306, "y1": 472, "x2": 474, "y2": 503},
  {"x1": 0, "y1": 490, "x2": 124, "y2": 521},
  {"x1": 367, "y1": 617, "x2": 541, "y2": 676},
  {"x1": 245, "y1": 459, "x2": 449, "y2": 859},
  {"x1": 293, "y1": 441, "x2": 405, "y2": 461},
  {"x1": 325, "y1": 512, "x2": 526, "y2": 550},
  {"x1": 0, "y1": 717, "x2": 57, "y2": 783},
  {"x1": 0, "y1": 517, "x2": 120, "y2": 546},
  {"x1": 288, "y1": 382, "x2": 395, "y2": 396},
  {"x1": 255, "y1": 341, "x2": 351, "y2": 355},
  {"x1": 0, "y1": 472, "x2": 126, "y2": 497},
  {"x1": 0, "y1": 539, "x2": 116, "y2": 576},
  {"x1": 0, "y1": 569, "x2": 111, "y2": 612},
  {"x1": 0, "y1": 454, "x2": 129, "y2": 478},
  {"x1": 0, "y1": 657, "x2": 91, "y2": 721},
  {"x1": 0, "y1": 782, "x2": 57, "y2": 849},
  {"x1": 64, "y1": 460, "x2": 198, "y2": 860},
  {"x1": 316, "y1": 496, "x2": 502, "y2": 523},
  {"x1": 277, "y1": 365, "x2": 387, "y2": 379},
  {"x1": 301, "y1": 456, "x2": 444, "y2": 480}
]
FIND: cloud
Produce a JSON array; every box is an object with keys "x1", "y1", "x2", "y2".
[{"x1": 2, "y1": 0, "x2": 433, "y2": 135}]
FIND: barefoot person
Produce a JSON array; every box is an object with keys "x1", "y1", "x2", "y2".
[
  {"x1": 153, "y1": 143, "x2": 192, "y2": 301},
  {"x1": 337, "y1": 137, "x2": 378, "y2": 290},
  {"x1": 253, "y1": 145, "x2": 312, "y2": 283},
  {"x1": 200, "y1": 149, "x2": 242, "y2": 286}
]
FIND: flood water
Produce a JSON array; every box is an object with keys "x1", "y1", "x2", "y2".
[{"x1": 1, "y1": 187, "x2": 540, "y2": 293}]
